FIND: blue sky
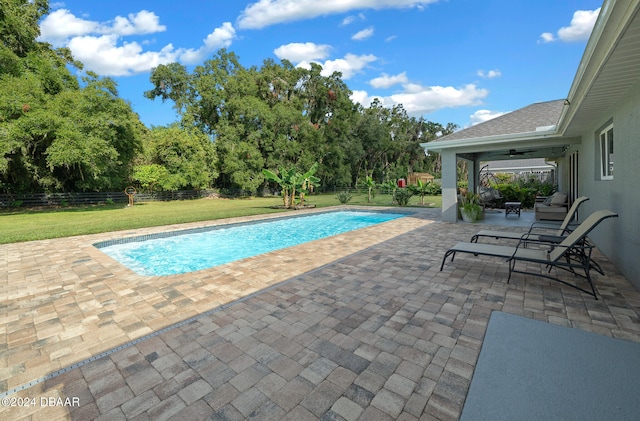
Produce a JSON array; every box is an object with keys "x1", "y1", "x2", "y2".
[{"x1": 39, "y1": 0, "x2": 603, "y2": 129}]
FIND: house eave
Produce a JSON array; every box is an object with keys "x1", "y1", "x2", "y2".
[
  {"x1": 421, "y1": 129, "x2": 563, "y2": 153},
  {"x1": 558, "y1": 0, "x2": 640, "y2": 136}
]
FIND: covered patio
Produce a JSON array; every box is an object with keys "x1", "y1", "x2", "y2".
[{"x1": 422, "y1": 99, "x2": 579, "y2": 224}]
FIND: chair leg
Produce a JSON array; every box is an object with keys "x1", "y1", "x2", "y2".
[
  {"x1": 440, "y1": 250, "x2": 456, "y2": 271},
  {"x1": 507, "y1": 259, "x2": 515, "y2": 283}
]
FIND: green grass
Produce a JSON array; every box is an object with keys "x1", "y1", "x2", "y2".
[{"x1": 0, "y1": 192, "x2": 441, "y2": 244}]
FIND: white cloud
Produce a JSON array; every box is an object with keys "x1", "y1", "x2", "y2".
[
  {"x1": 539, "y1": 8, "x2": 600, "y2": 43},
  {"x1": 351, "y1": 83, "x2": 489, "y2": 115},
  {"x1": 341, "y1": 13, "x2": 366, "y2": 26},
  {"x1": 319, "y1": 53, "x2": 377, "y2": 79},
  {"x1": 274, "y1": 42, "x2": 331, "y2": 62},
  {"x1": 469, "y1": 109, "x2": 507, "y2": 125},
  {"x1": 67, "y1": 35, "x2": 179, "y2": 76},
  {"x1": 39, "y1": 9, "x2": 166, "y2": 46},
  {"x1": 539, "y1": 32, "x2": 555, "y2": 43},
  {"x1": 296, "y1": 53, "x2": 377, "y2": 79},
  {"x1": 477, "y1": 69, "x2": 501, "y2": 79},
  {"x1": 369, "y1": 72, "x2": 409, "y2": 89},
  {"x1": 39, "y1": 9, "x2": 103, "y2": 45},
  {"x1": 352, "y1": 26, "x2": 374, "y2": 40},
  {"x1": 179, "y1": 22, "x2": 236, "y2": 64},
  {"x1": 39, "y1": 9, "x2": 236, "y2": 76},
  {"x1": 237, "y1": 0, "x2": 439, "y2": 29}
]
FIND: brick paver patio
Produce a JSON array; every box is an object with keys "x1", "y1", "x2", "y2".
[{"x1": 1, "y1": 207, "x2": 639, "y2": 420}]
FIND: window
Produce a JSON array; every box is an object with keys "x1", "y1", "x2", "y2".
[{"x1": 599, "y1": 124, "x2": 614, "y2": 179}]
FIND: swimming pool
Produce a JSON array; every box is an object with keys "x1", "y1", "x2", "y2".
[{"x1": 96, "y1": 210, "x2": 407, "y2": 276}]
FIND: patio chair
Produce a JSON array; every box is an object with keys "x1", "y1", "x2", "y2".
[
  {"x1": 439, "y1": 210, "x2": 618, "y2": 299},
  {"x1": 470, "y1": 196, "x2": 589, "y2": 243},
  {"x1": 469, "y1": 197, "x2": 608, "y2": 275}
]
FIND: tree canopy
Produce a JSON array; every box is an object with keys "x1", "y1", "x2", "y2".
[
  {"x1": 1, "y1": 1, "x2": 457, "y2": 196},
  {"x1": 145, "y1": 50, "x2": 457, "y2": 193},
  {"x1": 1, "y1": 0, "x2": 144, "y2": 193}
]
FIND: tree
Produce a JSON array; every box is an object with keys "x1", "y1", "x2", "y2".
[
  {"x1": 1, "y1": 1, "x2": 144, "y2": 193},
  {"x1": 146, "y1": 52, "x2": 357, "y2": 193},
  {"x1": 144, "y1": 48, "x2": 458, "y2": 194},
  {"x1": 133, "y1": 126, "x2": 218, "y2": 191},
  {"x1": 0, "y1": 0, "x2": 49, "y2": 58}
]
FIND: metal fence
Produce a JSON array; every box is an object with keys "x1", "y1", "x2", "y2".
[{"x1": 0, "y1": 190, "x2": 219, "y2": 208}]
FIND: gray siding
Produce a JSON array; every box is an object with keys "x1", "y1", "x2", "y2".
[{"x1": 568, "y1": 78, "x2": 640, "y2": 286}]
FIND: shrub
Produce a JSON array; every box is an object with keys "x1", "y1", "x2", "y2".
[
  {"x1": 394, "y1": 189, "x2": 414, "y2": 206},
  {"x1": 335, "y1": 191, "x2": 353, "y2": 204}
]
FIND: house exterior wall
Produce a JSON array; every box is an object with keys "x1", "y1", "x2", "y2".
[
  {"x1": 566, "y1": 78, "x2": 640, "y2": 286},
  {"x1": 441, "y1": 150, "x2": 458, "y2": 223}
]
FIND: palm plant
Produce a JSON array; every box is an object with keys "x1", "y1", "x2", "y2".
[
  {"x1": 408, "y1": 179, "x2": 431, "y2": 205},
  {"x1": 364, "y1": 175, "x2": 376, "y2": 203},
  {"x1": 385, "y1": 179, "x2": 398, "y2": 204},
  {"x1": 263, "y1": 163, "x2": 319, "y2": 208},
  {"x1": 262, "y1": 167, "x2": 297, "y2": 207},
  {"x1": 296, "y1": 163, "x2": 320, "y2": 207}
]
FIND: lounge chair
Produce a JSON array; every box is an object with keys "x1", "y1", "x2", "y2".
[
  {"x1": 470, "y1": 197, "x2": 607, "y2": 275},
  {"x1": 440, "y1": 210, "x2": 618, "y2": 299},
  {"x1": 470, "y1": 196, "x2": 589, "y2": 244}
]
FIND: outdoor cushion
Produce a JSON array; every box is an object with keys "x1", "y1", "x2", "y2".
[{"x1": 550, "y1": 192, "x2": 568, "y2": 206}]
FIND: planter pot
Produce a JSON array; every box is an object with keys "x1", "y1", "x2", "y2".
[{"x1": 460, "y1": 207, "x2": 481, "y2": 223}]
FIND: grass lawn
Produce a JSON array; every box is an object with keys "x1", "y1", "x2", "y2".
[{"x1": 0, "y1": 192, "x2": 441, "y2": 244}]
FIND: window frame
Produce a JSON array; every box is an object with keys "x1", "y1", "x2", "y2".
[{"x1": 599, "y1": 123, "x2": 614, "y2": 180}]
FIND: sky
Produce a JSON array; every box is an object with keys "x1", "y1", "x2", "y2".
[{"x1": 38, "y1": 0, "x2": 604, "y2": 129}]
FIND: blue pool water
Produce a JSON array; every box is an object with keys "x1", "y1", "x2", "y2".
[{"x1": 97, "y1": 211, "x2": 406, "y2": 276}]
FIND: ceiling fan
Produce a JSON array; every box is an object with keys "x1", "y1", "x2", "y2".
[{"x1": 501, "y1": 149, "x2": 535, "y2": 157}]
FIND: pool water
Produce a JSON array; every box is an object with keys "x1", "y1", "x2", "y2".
[{"x1": 97, "y1": 211, "x2": 406, "y2": 276}]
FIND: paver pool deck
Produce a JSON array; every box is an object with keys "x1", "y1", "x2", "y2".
[{"x1": 1, "y1": 206, "x2": 639, "y2": 420}]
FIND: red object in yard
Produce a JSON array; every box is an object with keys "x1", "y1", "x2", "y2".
[{"x1": 397, "y1": 179, "x2": 406, "y2": 188}]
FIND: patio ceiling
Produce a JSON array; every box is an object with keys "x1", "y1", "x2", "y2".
[{"x1": 460, "y1": 144, "x2": 570, "y2": 163}]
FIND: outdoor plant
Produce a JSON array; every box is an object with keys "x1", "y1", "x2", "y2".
[
  {"x1": 459, "y1": 192, "x2": 482, "y2": 222},
  {"x1": 364, "y1": 175, "x2": 376, "y2": 203},
  {"x1": 262, "y1": 167, "x2": 297, "y2": 207},
  {"x1": 296, "y1": 163, "x2": 321, "y2": 207},
  {"x1": 262, "y1": 163, "x2": 320, "y2": 208},
  {"x1": 384, "y1": 179, "x2": 398, "y2": 203},
  {"x1": 408, "y1": 179, "x2": 431, "y2": 205},
  {"x1": 394, "y1": 188, "x2": 414, "y2": 206},
  {"x1": 335, "y1": 191, "x2": 353, "y2": 204}
]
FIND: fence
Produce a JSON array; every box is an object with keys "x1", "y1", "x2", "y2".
[
  {"x1": 1, "y1": 184, "x2": 441, "y2": 208},
  {"x1": 0, "y1": 190, "x2": 218, "y2": 208}
]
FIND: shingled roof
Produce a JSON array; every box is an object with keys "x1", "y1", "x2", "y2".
[{"x1": 434, "y1": 99, "x2": 566, "y2": 142}]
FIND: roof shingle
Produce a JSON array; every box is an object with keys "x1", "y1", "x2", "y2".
[{"x1": 435, "y1": 99, "x2": 565, "y2": 142}]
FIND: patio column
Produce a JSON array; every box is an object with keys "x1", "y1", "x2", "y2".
[
  {"x1": 468, "y1": 158, "x2": 478, "y2": 196},
  {"x1": 441, "y1": 150, "x2": 458, "y2": 222}
]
